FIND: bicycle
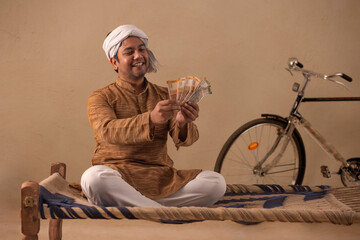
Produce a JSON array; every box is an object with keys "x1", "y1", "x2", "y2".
[{"x1": 214, "y1": 58, "x2": 360, "y2": 186}]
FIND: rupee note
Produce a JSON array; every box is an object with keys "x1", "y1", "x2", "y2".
[{"x1": 187, "y1": 78, "x2": 212, "y2": 103}]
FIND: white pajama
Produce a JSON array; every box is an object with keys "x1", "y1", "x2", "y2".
[{"x1": 81, "y1": 165, "x2": 226, "y2": 207}]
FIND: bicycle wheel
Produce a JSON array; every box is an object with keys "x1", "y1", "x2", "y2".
[{"x1": 215, "y1": 117, "x2": 306, "y2": 185}]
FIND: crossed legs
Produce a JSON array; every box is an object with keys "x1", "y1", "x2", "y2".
[{"x1": 81, "y1": 165, "x2": 226, "y2": 207}]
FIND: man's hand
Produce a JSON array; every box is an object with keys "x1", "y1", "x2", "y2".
[
  {"x1": 150, "y1": 100, "x2": 180, "y2": 126},
  {"x1": 176, "y1": 102, "x2": 200, "y2": 128}
]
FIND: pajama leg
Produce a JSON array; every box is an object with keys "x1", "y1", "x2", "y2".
[
  {"x1": 156, "y1": 170, "x2": 226, "y2": 207},
  {"x1": 81, "y1": 165, "x2": 162, "y2": 207}
]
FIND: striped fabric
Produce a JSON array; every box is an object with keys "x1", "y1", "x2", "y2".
[
  {"x1": 39, "y1": 173, "x2": 359, "y2": 225},
  {"x1": 87, "y1": 77, "x2": 201, "y2": 199}
]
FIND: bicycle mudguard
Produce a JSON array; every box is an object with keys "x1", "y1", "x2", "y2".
[{"x1": 261, "y1": 114, "x2": 288, "y2": 123}]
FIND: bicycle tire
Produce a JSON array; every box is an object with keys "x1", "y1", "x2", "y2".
[{"x1": 215, "y1": 117, "x2": 306, "y2": 185}]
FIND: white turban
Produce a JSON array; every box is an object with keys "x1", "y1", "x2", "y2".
[{"x1": 102, "y1": 25, "x2": 148, "y2": 60}]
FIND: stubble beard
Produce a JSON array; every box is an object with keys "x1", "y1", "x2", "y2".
[{"x1": 130, "y1": 62, "x2": 149, "y2": 80}]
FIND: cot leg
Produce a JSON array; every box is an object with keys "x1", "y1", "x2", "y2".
[
  {"x1": 49, "y1": 162, "x2": 66, "y2": 240},
  {"x1": 21, "y1": 181, "x2": 40, "y2": 240},
  {"x1": 49, "y1": 220, "x2": 62, "y2": 240}
]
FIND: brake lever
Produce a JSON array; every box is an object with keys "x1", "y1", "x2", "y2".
[
  {"x1": 326, "y1": 78, "x2": 349, "y2": 91},
  {"x1": 285, "y1": 67, "x2": 293, "y2": 76}
]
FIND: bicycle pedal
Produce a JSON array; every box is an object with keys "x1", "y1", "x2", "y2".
[{"x1": 320, "y1": 165, "x2": 331, "y2": 178}]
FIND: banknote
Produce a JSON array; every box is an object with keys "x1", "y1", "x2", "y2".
[
  {"x1": 187, "y1": 79, "x2": 212, "y2": 103},
  {"x1": 166, "y1": 76, "x2": 212, "y2": 105}
]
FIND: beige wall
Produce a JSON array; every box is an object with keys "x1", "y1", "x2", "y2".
[{"x1": 1, "y1": 0, "x2": 359, "y2": 208}]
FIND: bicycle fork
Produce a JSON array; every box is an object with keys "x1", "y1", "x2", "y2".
[{"x1": 253, "y1": 116, "x2": 297, "y2": 176}]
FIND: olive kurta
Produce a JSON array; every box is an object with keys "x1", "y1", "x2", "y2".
[{"x1": 87, "y1": 77, "x2": 202, "y2": 199}]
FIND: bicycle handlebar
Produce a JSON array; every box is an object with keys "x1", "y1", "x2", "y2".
[
  {"x1": 287, "y1": 57, "x2": 353, "y2": 82},
  {"x1": 340, "y1": 73, "x2": 352, "y2": 82}
]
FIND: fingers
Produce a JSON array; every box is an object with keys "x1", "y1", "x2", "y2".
[
  {"x1": 150, "y1": 100, "x2": 180, "y2": 125},
  {"x1": 184, "y1": 101, "x2": 199, "y2": 112},
  {"x1": 152, "y1": 99, "x2": 200, "y2": 126},
  {"x1": 157, "y1": 99, "x2": 180, "y2": 111},
  {"x1": 180, "y1": 102, "x2": 199, "y2": 121}
]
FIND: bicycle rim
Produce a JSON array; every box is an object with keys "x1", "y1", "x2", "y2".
[{"x1": 215, "y1": 118, "x2": 305, "y2": 185}]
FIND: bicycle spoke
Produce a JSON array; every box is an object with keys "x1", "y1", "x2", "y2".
[
  {"x1": 267, "y1": 168, "x2": 298, "y2": 175},
  {"x1": 262, "y1": 175, "x2": 276, "y2": 183},
  {"x1": 224, "y1": 173, "x2": 255, "y2": 177},
  {"x1": 275, "y1": 163, "x2": 296, "y2": 167},
  {"x1": 233, "y1": 140, "x2": 253, "y2": 168},
  {"x1": 226, "y1": 150, "x2": 253, "y2": 169},
  {"x1": 242, "y1": 132, "x2": 258, "y2": 163}
]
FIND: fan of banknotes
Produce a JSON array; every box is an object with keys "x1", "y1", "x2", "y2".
[{"x1": 166, "y1": 76, "x2": 212, "y2": 105}]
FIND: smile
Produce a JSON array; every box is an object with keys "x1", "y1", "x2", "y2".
[{"x1": 132, "y1": 62, "x2": 145, "y2": 67}]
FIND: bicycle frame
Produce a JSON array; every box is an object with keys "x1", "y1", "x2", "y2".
[
  {"x1": 299, "y1": 117, "x2": 348, "y2": 166},
  {"x1": 256, "y1": 71, "x2": 360, "y2": 175}
]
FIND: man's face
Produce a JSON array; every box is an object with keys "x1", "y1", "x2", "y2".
[{"x1": 112, "y1": 36, "x2": 150, "y2": 81}]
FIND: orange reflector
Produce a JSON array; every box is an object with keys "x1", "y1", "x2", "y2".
[{"x1": 248, "y1": 142, "x2": 259, "y2": 150}]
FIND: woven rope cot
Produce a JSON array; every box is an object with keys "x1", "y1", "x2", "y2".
[{"x1": 21, "y1": 162, "x2": 360, "y2": 240}]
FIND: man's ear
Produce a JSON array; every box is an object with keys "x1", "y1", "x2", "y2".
[{"x1": 110, "y1": 57, "x2": 119, "y2": 71}]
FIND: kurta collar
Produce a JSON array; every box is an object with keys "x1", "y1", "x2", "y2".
[{"x1": 115, "y1": 77, "x2": 149, "y2": 95}]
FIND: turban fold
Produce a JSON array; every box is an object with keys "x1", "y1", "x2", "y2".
[{"x1": 102, "y1": 25, "x2": 148, "y2": 60}]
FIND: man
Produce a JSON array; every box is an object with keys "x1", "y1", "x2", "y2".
[{"x1": 81, "y1": 25, "x2": 226, "y2": 207}]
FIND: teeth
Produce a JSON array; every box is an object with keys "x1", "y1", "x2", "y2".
[{"x1": 134, "y1": 62, "x2": 144, "y2": 66}]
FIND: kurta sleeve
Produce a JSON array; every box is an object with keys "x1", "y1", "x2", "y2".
[
  {"x1": 87, "y1": 92, "x2": 154, "y2": 144},
  {"x1": 169, "y1": 118, "x2": 199, "y2": 149}
]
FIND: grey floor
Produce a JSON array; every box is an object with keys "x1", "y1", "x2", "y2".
[{"x1": 4, "y1": 207, "x2": 359, "y2": 240}]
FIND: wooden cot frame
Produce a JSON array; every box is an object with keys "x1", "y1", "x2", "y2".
[
  {"x1": 21, "y1": 162, "x2": 66, "y2": 240},
  {"x1": 20, "y1": 162, "x2": 360, "y2": 239}
]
